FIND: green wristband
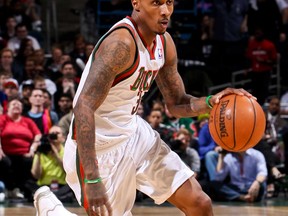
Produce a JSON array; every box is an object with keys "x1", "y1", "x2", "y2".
[
  {"x1": 205, "y1": 95, "x2": 213, "y2": 109},
  {"x1": 84, "y1": 177, "x2": 102, "y2": 184}
]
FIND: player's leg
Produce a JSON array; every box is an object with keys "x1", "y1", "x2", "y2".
[
  {"x1": 34, "y1": 186, "x2": 78, "y2": 216},
  {"x1": 167, "y1": 177, "x2": 213, "y2": 216},
  {"x1": 133, "y1": 120, "x2": 213, "y2": 216},
  {"x1": 64, "y1": 137, "x2": 138, "y2": 215}
]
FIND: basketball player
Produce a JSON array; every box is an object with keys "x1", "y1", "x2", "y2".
[{"x1": 34, "y1": 0, "x2": 254, "y2": 215}]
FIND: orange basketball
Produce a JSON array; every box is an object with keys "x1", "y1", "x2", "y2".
[{"x1": 208, "y1": 94, "x2": 266, "y2": 152}]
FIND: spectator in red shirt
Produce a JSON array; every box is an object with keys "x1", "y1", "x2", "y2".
[
  {"x1": 0, "y1": 98, "x2": 41, "y2": 200},
  {"x1": 246, "y1": 27, "x2": 278, "y2": 105}
]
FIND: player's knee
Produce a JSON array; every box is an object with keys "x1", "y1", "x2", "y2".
[
  {"x1": 198, "y1": 192, "x2": 212, "y2": 209},
  {"x1": 182, "y1": 192, "x2": 212, "y2": 216}
]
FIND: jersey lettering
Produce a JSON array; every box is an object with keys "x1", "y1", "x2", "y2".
[{"x1": 131, "y1": 67, "x2": 158, "y2": 114}]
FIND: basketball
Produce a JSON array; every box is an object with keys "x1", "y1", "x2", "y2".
[{"x1": 208, "y1": 94, "x2": 266, "y2": 152}]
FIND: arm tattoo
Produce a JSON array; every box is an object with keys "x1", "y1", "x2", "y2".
[
  {"x1": 157, "y1": 57, "x2": 210, "y2": 117},
  {"x1": 74, "y1": 38, "x2": 132, "y2": 177}
]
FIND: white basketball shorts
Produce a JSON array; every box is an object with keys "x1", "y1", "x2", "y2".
[{"x1": 63, "y1": 117, "x2": 194, "y2": 215}]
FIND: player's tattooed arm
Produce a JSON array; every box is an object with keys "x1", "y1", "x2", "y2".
[
  {"x1": 156, "y1": 33, "x2": 211, "y2": 118},
  {"x1": 73, "y1": 30, "x2": 135, "y2": 178}
]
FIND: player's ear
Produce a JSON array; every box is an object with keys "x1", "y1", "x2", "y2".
[{"x1": 131, "y1": 0, "x2": 140, "y2": 12}]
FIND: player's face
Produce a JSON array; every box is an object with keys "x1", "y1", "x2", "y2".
[{"x1": 135, "y1": 0, "x2": 174, "y2": 35}]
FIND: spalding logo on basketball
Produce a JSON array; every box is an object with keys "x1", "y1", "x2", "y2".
[{"x1": 208, "y1": 94, "x2": 266, "y2": 152}]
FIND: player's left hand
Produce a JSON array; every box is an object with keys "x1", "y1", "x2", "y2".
[{"x1": 210, "y1": 88, "x2": 256, "y2": 107}]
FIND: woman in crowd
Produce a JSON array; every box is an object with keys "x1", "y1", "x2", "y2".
[{"x1": 0, "y1": 98, "x2": 41, "y2": 200}]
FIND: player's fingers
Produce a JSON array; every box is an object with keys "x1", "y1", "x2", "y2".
[
  {"x1": 86, "y1": 207, "x2": 96, "y2": 216},
  {"x1": 233, "y1": 88, "x2": 256, "y2": 99},
  {"x1": 100, "y1": 205, "x2": 105, "y2": 216},
  {"x1": 105, "y1": 202, "x2": 113, "y2": 216},
  {"x1": 87, "y1": 205, "x2": 100, "y2": 216}
]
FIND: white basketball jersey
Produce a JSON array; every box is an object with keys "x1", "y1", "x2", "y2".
[{"x1": 69, "y1": 17, "x2": 166, "y2": 148}]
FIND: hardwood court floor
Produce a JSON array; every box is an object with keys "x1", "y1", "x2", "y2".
[{"x1": 1, "y1": 198, "x2": 288, "y2": 216}]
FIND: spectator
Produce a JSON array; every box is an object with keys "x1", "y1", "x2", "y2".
[
  {"x1": 1, "y1": 16, "x2": 17, "y2": 42},
  {"x1": 246, "y1": 27, "x2": 278, "y2": 105},
  {"x1": 197, "y1": 118, "x2": 223, "y2": 181},
  {"x1": 14, "y1": 37, "x2": 35, "y2": 71},
  {"x1": 21, "y1": 56, "x2": 37, "y2": 81},
  {"x1": 0, "y1": 98, "x2": 41, "y2": 200},
  {"x1": 30, "y1": 126, "x2": 75, "y2": 202},
  {"x1": 20, "y1": 81, "x2": 34, "y2": 114},
  {"x1": 59, "y1": 54, "x2": 72, "y2": 66},
  {"x1": 69, "y1": 34, "x2": 86, "y2": 62},
  {"x1": 264, "y1": 96, "x2": 288, "y2": 162},
  {"x1": 69, "y1": 34, "x2": 86, "y2": 76},
  {"x1": 57, "y1": 61, "x2": 79, "y2": 84},
  {"x1": 0, "y1": 48, "x2": 22, "y2": 82},
  {"x1": 147, "y1": 108, "x2": 174, "y2": 144},
  {"x1": 9, "y1": 0, "x2": 34, "y2": 29},
  {"x1": 42, "y1": 89, "x2": 58, "y2": 120},
  {"x1": 3, "y1": 77, "x2": 19, "y2": 101},
  {"x1": 248, "y1": 0, "x2": 285, "y2": 46},
  {"x1": 24, "y1": 88, "x2": 58, "y2": 134},
  {"x1": 33, "y1": 48, "x2": 46, "y2": 70},
  {"x1": 0, "y1": 70, "x2": 10, "y2": 114},
  {"x1": 58, "y1": 110, "x2": 72, "y2": 140},
  {"x1": 208, "y1": 0, "x2": 249, "y2": 84},
  {"x1": 192, "y1": 113, "x2": 210, "y2": 139},
  {"x1": 197, "y1": 116, "x2": 214, "y2": 154},
  {"x1": 188, "y1": 14, "x2": 213, "y2": 64},
  {"x1": 7, "y1": 22, "x2": 40, "y2": 54},
  {"x1": 33, "y1": 75, "x2": 58, "y2": 99},
  {"x1": 210, "y1": 148, "x2": 267, "y2": 202},
  {"x1": 54, "y1": 62, "x2": 79, "y2": 109},
  {"x1": 19, "y1": 63, "x2": 57, "y2": 98},
  {"x1": 170, "y1": 128, "x2": 201, "y2": 178},
  {"x1": 56, "y1": 93, "x2": 73, "y2": 121},
  {"x1": 254, "y1": 95, "x2": 287, "y2": 197},
  {"x1": 45, "y1": 45, "x2": 63, "y2": 81},
  {"x1": 33, "y1": 74, "x2": 46, "y2": 90},
  {"x1": 151, "y1": 99, "x2": 165, "y2": 113},
  {"x1": 23, "y1": 0, "x2": 42, "y2": 33},
  {"x1": 84, "y1": 43, "x2": 95, "y2": 63},
  {"x1": 42, "y1": 88, "x2": 53, "y2": 110}
]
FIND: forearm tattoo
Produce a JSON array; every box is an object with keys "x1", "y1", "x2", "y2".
[{"x1": 74, "y1": 38, "x2": 132, "y2": 174}]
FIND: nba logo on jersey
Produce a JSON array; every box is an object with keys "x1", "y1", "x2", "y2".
[{"x1": 158, "y1": 48, "x2": 163, "y2": 59}]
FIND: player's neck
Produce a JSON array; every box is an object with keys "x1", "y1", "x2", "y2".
[{"x1": 130, "y1": 14, "x2": 157, "y2": 47}]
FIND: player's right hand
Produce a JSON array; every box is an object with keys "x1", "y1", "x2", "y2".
[{"x1": 85, "y1": 182, "x2": 112, "y2": 216}]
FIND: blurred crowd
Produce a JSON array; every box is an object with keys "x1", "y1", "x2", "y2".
[{"x1": 0, "y1": 0, "x2": 287, "y2": 205}]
